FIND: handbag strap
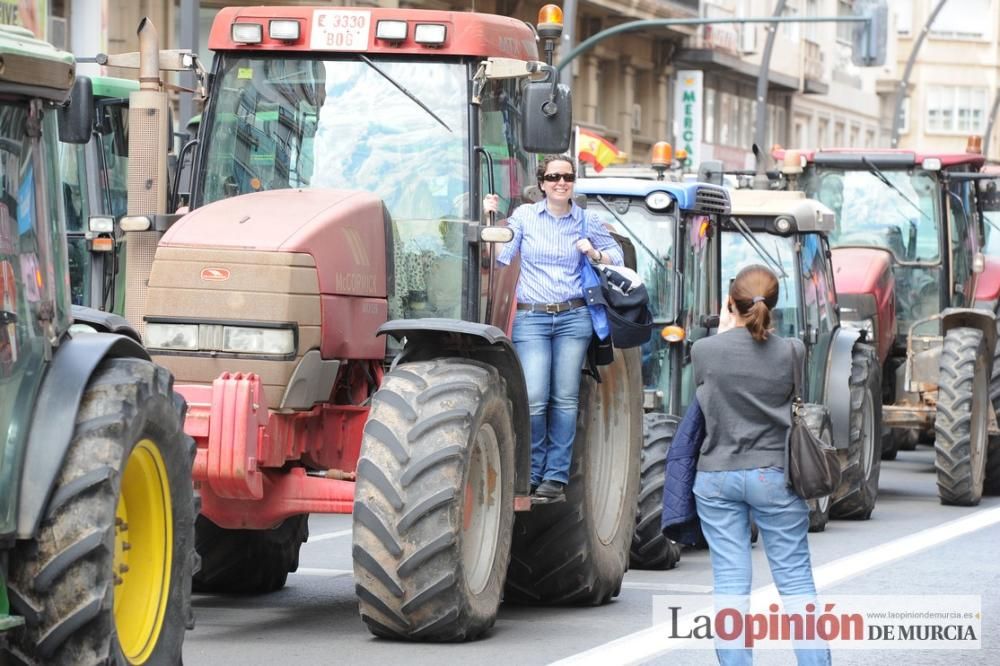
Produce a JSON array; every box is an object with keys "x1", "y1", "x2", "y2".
[{"x1": 788, "y1": 338, "x2": 805, "y2": 403}]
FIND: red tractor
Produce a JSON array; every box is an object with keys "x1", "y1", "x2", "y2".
[
  {"x1": 776, "y1": 148, "x2": 1000, "y2": 505},
  {"x1": 119, "y1": 6, "x2": 643, "y2": 641}
]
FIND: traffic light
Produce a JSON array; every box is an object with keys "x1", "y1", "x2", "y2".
[{"x1": 852, "y1": 0, "x2": 888, "y2": 67}]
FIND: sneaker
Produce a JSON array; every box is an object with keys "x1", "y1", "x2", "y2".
[{"x1": 534, "y1": 480, "x2": 565, "y2": 501}]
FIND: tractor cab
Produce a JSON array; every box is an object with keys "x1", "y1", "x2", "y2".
[
  {"x1": 785, "y1": 149, "x2": 990, "y2": 347},
  {"x1": 722, "y1": 188, "x2": 883, "y2": 529},
  {"x1": 59, "y1": 75, "x2": 136, "y2": 312},
  {"x1": 576, "y1": 176, "x2": 728, "y2": 412},
  {"x1": 575, "y1": 173, "x2": 729, "y2": 570}
]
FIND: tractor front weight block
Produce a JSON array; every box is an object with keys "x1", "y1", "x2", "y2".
[{"x1": 177, "y1": 373, "x2": 359, "y2": 530}]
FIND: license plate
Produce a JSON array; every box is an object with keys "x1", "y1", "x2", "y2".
[{"x1": 310, "y1": 10, "x2": 371, "y2": 51}]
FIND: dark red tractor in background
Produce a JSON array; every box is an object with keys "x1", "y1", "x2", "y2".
[{"x1": 777, "y1": 147, "x2": 1000, "y2": 505}]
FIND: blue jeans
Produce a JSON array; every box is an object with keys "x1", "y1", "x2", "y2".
[
  {"x1": 694, "y1": 467, "x2": 831, "y2": 666},
  {"x1": 512, "y1": 307, "x2": 593, "y2": 485}
]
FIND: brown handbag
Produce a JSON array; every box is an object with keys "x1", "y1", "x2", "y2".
[{"x1": 786, "y1": 341, "x2": 842, "y2": 500}]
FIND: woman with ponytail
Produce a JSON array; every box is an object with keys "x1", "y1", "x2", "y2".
[{"x1": 691, "y1": 265, "x2": 829, "y2": 665}]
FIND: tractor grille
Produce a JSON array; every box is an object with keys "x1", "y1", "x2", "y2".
[{"x1": 693, "y1": 186, "x2": 730, "y2": 216}]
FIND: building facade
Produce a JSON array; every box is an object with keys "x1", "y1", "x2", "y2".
[
  {"x1": 37, "y1": 1, "x2": 999, "y2": 165},
  {"x1": 884, "y1": 0, "x2": 1000, "y2": 158}
]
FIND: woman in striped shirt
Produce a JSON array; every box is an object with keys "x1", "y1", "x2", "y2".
[{"x1": 483, "y1": 155, "x2": 623, "y2": 502}]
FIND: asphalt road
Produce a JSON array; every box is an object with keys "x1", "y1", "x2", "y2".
[{"x1": 184, "y1": 448, "x2": 1000, "y2": 665}]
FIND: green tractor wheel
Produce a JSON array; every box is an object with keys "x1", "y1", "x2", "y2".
[
  {"x1": 831, "y1": 343, "x2": 882, "y2": 520},
  {"x1": 802, "y1": 404, "x2": 832, "y2": 533},
  {"x1": 8, "y1": 358, "x2": 196, "y2": 664}
]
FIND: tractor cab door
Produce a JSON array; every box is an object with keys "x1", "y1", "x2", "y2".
[
  {"x1": 0, "y1": 101, "x2": 68, "y2": 535},
  {"x1": 800, "y1": 233, "x2": 838, "y2": 402},
  {"x1": 679, "y1": 213, "x2": 719, "y2": 412},
  {"x1": 62, "y1": 96, "x2": 129, "y2": 312},
  {"x1": 945, "y1": 175, "x2": 979, "y2": 308},
  {"x1": 476, "y1": 77, "x2": 532, "y2": 330}
]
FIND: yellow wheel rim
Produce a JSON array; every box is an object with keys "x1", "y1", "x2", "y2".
[{"x1": 113, "y1": 439, "x2": 173, "y2": 664}]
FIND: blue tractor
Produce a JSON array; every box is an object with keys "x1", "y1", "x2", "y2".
[{"x1": 576, "y1": 176, "x2": 730, "y2": 569}]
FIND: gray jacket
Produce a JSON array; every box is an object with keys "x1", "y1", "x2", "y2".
[{"x1": 691, "y1": 327, "x2": 804, "y2": 472}]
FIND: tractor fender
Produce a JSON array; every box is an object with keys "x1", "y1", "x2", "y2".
[
  {"x1": 941, "y1": 308, "x2": 997, "y2": 370},
  {"x1": 16, "y1": 333, "x2": 149, "y2": 539},
  {"x1": 973, "y1": 256, "x2": 1000, "y2": 314},
  {"x1": 825, "y1": 327, "x2": 861, "y2": 450},
  {"x1": 70, "y1": 304, "x2": 141, "y2": 343},
  {"x1": 378, "y1": 318, "x2": 531, "y2": 495}
]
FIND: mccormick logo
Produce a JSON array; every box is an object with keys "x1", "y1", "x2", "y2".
[{"x1": 200, "y1": 267, "x2": 231, "y2": 282}]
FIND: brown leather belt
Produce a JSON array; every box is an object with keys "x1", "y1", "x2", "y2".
[{"x1": 516, "y1": 298, "x2": 586, "y2": 314}]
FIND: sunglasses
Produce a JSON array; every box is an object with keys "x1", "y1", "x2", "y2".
[{"x1": 542, "y1": 172, "x2": 576, "y2": 183}]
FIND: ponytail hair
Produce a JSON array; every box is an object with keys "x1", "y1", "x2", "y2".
[{"x1": 730, "y1": 265, "x2": 779, "y2": 342}]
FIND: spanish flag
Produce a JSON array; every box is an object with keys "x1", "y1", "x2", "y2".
[{"x1": 576, "y1": 127, "x2": 620, "y2": 173}]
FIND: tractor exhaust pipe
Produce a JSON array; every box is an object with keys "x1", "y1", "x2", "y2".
[
  {"x1": 124, "y1": 17, "x2": 171, "y2": 336},
  {"x1": 137, "y1": 17, "x2": 161, "y2": 91}
]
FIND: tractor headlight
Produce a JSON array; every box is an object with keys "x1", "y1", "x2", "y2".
[
  {"x1": 222, "y1": 326, "x2": 295, "y2": 355},
  {"x1": 145, "y1": 323, "x2": 199, "y2": 351}
]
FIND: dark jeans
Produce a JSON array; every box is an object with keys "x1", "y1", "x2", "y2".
[{"x1": 512, "y1": 307, "x2": 592, "y2": 485}]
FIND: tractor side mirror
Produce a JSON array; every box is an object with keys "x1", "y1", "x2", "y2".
[
  {"x1": 521, "y1": 68, "x2": 572, "y2": 154},
  {"x1": 58, "y1": 76, "x2": 95, "y2": 144}
]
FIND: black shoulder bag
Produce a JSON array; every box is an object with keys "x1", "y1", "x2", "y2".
[{"x1": 786, "y1": 340, "x2": 842, "y2": 500}]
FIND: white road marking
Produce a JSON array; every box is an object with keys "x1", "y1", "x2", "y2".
[
  {"x1": 551, "y1": 504, "x2": 1000, "y2": 666},
  {"x1": 291, "y1": 567, "x2": 353, "y2": 577},
  {"x1": 620, "y1": 583, "x2": 714, "y2": 593},
  {"x1": 305, "y1": 528, "x2": 353, "y2": 543}
]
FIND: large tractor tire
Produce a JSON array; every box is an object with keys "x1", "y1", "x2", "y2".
[
  {"x1": 831, "y1": 343, "x2": 882, "y2": 519},
  {"x1": 629, "y1": 412, "x2": 682, "y2": 570},
  {"x1": 192, "y1": 514, "x2": 309, "y2": 594},
  {"x1": 8, "y1": 357, "x2": 196, "y2": 665},
  {"x1": 353, "y1": 358, "x2": 515, "y2": 641},
  {"x1": 935, "y1": 327, "x2": 990, "y2": 506},
  {"x1": 802, "y1": 404, "x2": 832, "y2": 533},
  {"x1": 985, "y1": 316, "x2": 1000, "y2": 495},
  {"x1": 505, "y1": 348, "x2": 642, "y2": 605}
]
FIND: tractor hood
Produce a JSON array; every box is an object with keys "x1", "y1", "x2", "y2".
[
  {"x1": 831, "y1": 247, "x2": 893, "y2": 297},
  {"x1": 162, "y1": 189, "x2": 387, "y2": 298}
]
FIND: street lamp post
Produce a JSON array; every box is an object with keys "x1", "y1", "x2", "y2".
[
  {"x1": 889, "y1": 0, "x2": 949, "y2": 148},
  {"x1": 753, "y1": 0, "x2": 787, "y2": 183}
]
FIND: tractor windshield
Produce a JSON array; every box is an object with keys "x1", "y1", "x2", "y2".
[
  {"x1": 720, "y1": 230, "x2": 800, "y2": 338},
  {"x1": 199, "y1": 55, "x2": 470, "y2": 221},
  {"x1": 588, "y1": 197, "x2": 676, "y2": 322},
  {"x1": 803, "y1": 168, "x2": 941, "y2": 263}
]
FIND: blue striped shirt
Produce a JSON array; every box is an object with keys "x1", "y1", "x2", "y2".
[{"x1": 497, "y1": 200, "x2": 624, "y2": 304}]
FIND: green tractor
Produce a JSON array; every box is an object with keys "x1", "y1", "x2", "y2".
[
  {"x1": 60, "y1": 75, "x2": 136, "y2": 314},
  {"x1": 0, "y1": 26, "x2": 195, "y2": 663},
  {"x1": 721, "y1": 188, "x2": 883, "y2": 531}
]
